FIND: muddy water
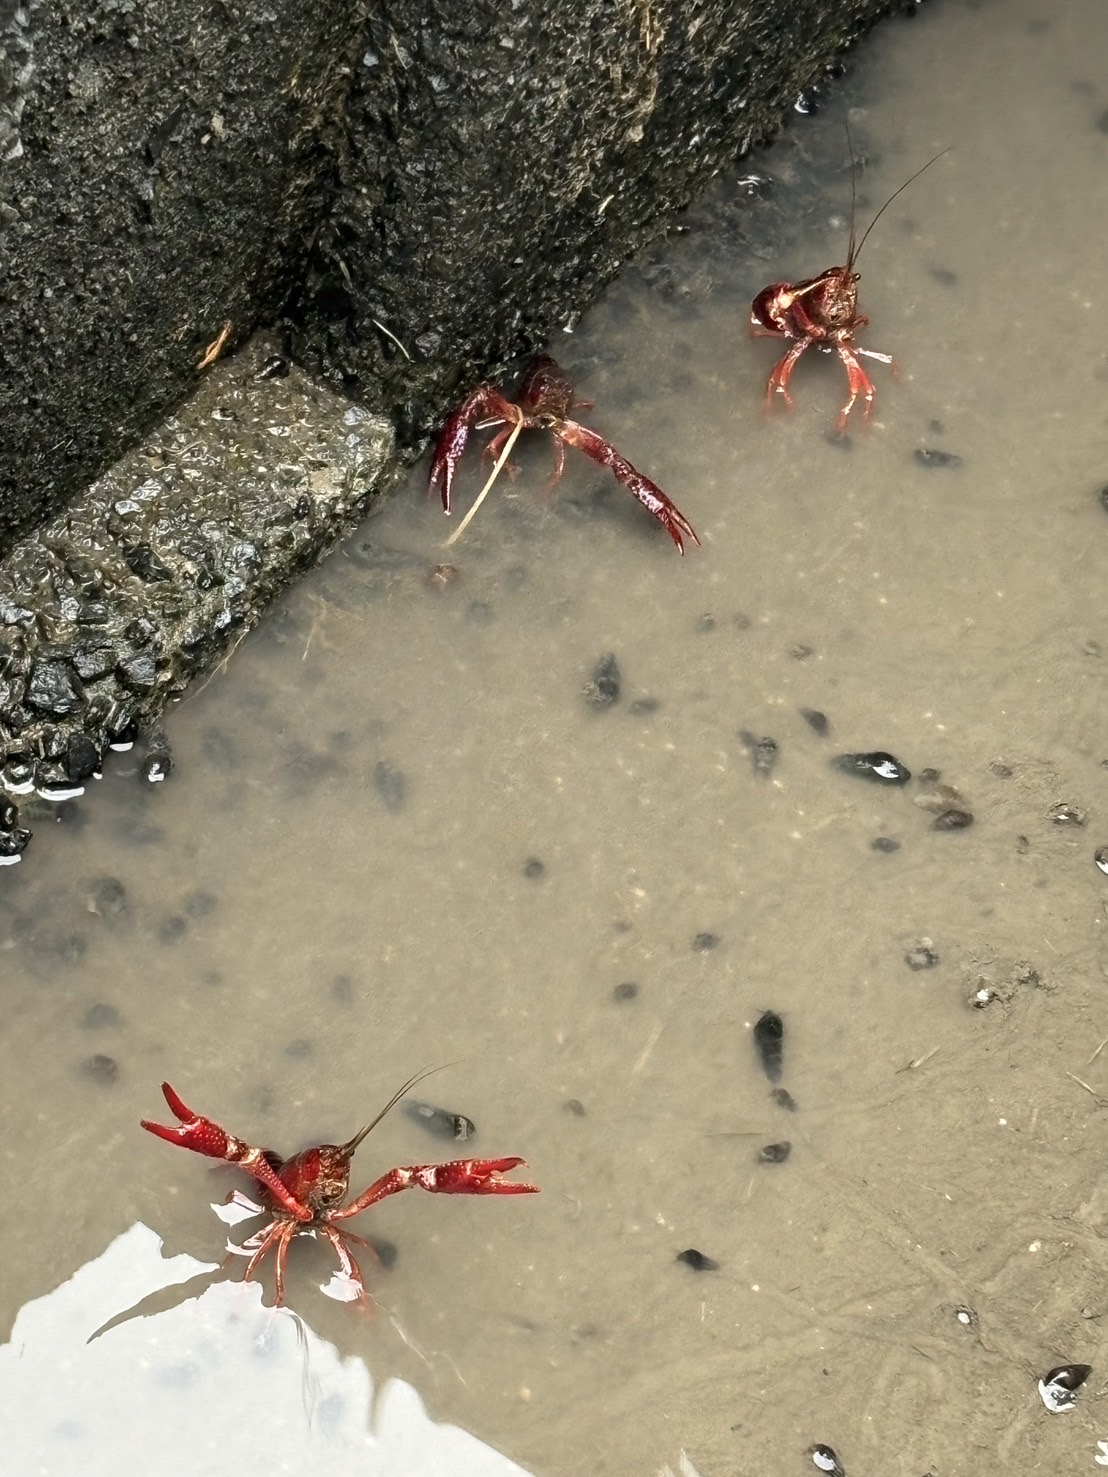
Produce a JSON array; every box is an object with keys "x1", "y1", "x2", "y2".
[{"x1": 4, "y1": 0, "x2": 1108, "y2": 1473}]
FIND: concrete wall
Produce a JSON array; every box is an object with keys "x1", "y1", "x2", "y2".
[{"x1": 0, "y1": 0, "x2": 909, "y2": 554}]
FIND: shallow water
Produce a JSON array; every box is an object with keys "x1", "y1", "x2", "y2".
[{"x1": 5, "y1": 0, "x2": 1108, "y2": 1472}]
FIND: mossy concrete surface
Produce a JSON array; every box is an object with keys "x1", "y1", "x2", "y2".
[
  {"x1": 0, "y1": 0, "x2": 359, "y2": 553},
  {"x1": 0, "y1": 337, "x2": 391, "y2": 861}
]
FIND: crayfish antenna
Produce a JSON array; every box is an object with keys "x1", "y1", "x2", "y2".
[
  {"x1": 849, "y1": 144, "x2": 950, "y2": 270},
  {"x1": 340, "y1": 1064, "x2": 455, "y2": 1158}
]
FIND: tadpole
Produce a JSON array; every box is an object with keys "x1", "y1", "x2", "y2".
[{"x1": 752, "y1": 1009, "x2": 784, "y2": 1082}]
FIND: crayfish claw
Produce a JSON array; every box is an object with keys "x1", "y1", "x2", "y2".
[
  {"x1": 425, "y1": 1156, "x2": 540, "y2": 1196},
  {"x1": 159, "y1": 1080, "x2": 195, "y2": 1123},
  {"x1": 429, "y1": 384, "x2": 512, "y2": 513}
]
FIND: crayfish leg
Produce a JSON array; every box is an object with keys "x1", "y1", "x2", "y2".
[{"x1": 557, "y1": 420, "x2": 698, "y2": 554}]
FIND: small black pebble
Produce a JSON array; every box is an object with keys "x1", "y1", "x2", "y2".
[
  {"x1": 692, "y1": 931, "x2": 719, "y2": 952},
  {"x1": 770, "y1": 1087, "x2": 798, "y2": 1111},
  {"x1": 809, "y1": 1445, "x2": 845, "y2": 1476},
  {"x1": 83, "y1": 1053, "x2": 119, "y2": 1085},
  {"x1": 563, "y1": 1098, "x2": 586, "y2": 1116},
  {"x1": 933, "y1": 809, "x2": 973, "y2": 830},
  {"x1": 83, "y1": 1003, "x2": 121, "y2": 1030},
  {"x1": 1095, "y1": 847, "x2": 1108, "y2": 875},
  {"x1": 871, "y1": 836, "x2": 901, "y2": 853},
  {"x1": 914, "y1": 448, "x2": 963, "y2": 470},
  {"x1": 0, "y1": 825, "x2": 31, "y2": 858},
  {"x1": 522, "y1": 856, "x2": 545, "y2": 879},
  {"x1": 799, "y1": 708, "x2": 829, "y2": 736},
  {"x1": 905, "y1": 940, "x2": 940, "y2": 971},
  {"x1": 758, "y1": 1141, "x2": 791, "y2": 1164},
  {"x1": 836, "y1": 751, "x2": 911, "y2": 784},
  {"x1": 676, "y1": 1248, "x2": 719, "y2": 1272},
  {"x1": 584, "y1": 652, "x2": 621, "y2": 708},
  {"x1": 612, "y1": 981, "x2": 639, "y2": 1002},
  {"x1": 753, "y1": 1009, "x2": 784, "y2": 1082}
]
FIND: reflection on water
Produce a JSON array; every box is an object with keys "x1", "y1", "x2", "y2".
[
  {"x1": 0, "y1": 1223, "x2": 532, "y2": 1476},
  {"x1": 4, "y1": 0, "x2": 1108, "y2": 1473}
]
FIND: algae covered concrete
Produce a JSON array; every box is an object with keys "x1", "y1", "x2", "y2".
[
  {"x1": 0, "y1": 337, "x2": 391, "y2": 860},
  {"x1": 0, "y1": 0, "x2": 360, "y2": 553}
]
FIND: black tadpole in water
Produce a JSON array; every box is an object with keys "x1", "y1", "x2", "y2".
[
  {"x1": 676, "y1": 1248, "x2": 719, "y2": 1272},
  {"x1": 404, "y1": 1098, "x2": 476, "y2": 1142},
  {"x1": 738, "y1": 730, "x2": 779, "y2": 778},
  {"x1": 584, "y1": 652, "x2": 621, "y2": 708},
  {"x1": 835, "y1": 751, "x2": 911, "y2": 785},
  {"x1": 752, "y1": 1009, "x2": 784, "y2": 1082}
]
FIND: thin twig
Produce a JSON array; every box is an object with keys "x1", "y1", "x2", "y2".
[
  {"x1": 896, "y1": 1046, "x2": 940, "y2": 1075},
  {"x1": 1066, "y1": 1070, "x2": 1108, "y2": 1107},
  {"x1": 445, "y1": 419, "x2": 523, "y2": 546}
]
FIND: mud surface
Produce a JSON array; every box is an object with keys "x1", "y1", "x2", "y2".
[{"x1": 3, "y1": 2, "x2": 1108, "y2": 1474}]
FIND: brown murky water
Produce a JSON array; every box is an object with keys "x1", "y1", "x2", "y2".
[{"x1": 5, "y1": 0, "x2": 1108, "y2": 1472}]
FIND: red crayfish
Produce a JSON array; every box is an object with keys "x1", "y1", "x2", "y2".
[
  {"x1": 430, "y1": 354, "x2": 699, "y2": 553},
  {"x1": 142, "y1": 1078, "x2": 538, "y2": 1307},
  {"x1": 751, "y1": 148, "x2": 947, "y2": 435}
]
